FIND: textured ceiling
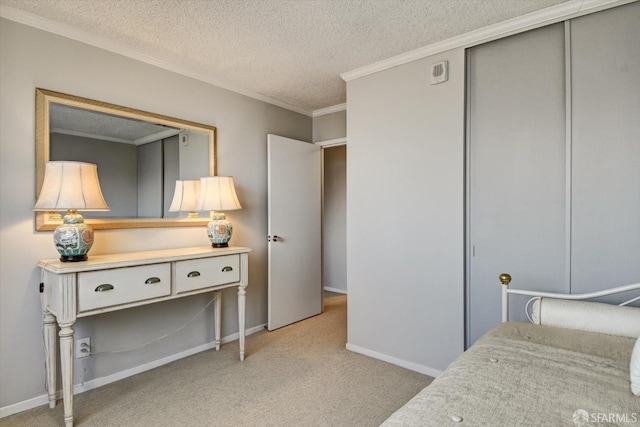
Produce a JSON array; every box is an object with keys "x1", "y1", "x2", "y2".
[
  {"x1": 50, "y1": 104, "x2": 181, "y2": 145},
  {"x1": 1, "y1": 0, "x2": 568, "y2": 113}
]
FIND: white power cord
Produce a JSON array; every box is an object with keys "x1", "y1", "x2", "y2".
[
  {"x1": 40, "y1": 273, "x2": 220, "y2": 388},
  {"x1": 79, "y1": 294, "x2": 217, "y2": 386},
  {"x1": 89, "y1": 294, "x2": 219, "y2": 356}
]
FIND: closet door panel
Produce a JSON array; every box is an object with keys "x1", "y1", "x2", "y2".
[
  {"x1": 570, "y1": 2, "x2": 640, "y2": 293},
  {"x1": 467, "y1": 23, "x2": 567, "y2": 346}
]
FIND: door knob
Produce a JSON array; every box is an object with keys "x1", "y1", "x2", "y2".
[{"x1": 270, "y1": 235, "x2": 283, "y2": 242}]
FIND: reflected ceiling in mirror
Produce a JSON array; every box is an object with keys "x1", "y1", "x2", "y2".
[
  {"x1": 51, "y1": 103, "x2": 183, "y2": 145},
  {"x1": 35, "y1": 88, "x2": 217, "y2": 231}
]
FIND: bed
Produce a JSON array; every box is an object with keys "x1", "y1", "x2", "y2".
[{"x1": 382, "y1": 275, "x2": 640, "y2": 426}]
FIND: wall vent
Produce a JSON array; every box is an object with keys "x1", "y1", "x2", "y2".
[{"x1": 431, "y1": 61, "x2": 448, "y2": 85}]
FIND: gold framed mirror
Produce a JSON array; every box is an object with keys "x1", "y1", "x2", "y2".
[{"x1": 35, "y1": 88, "x2": 217, "y2": 230}]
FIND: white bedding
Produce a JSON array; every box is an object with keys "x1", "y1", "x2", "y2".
[{"x1": 382, "y1": 322, "x2": 638, "y2": 426}]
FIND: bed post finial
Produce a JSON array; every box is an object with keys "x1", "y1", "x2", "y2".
[
  {"x1": 499, "y1": 273, "x2": 512, "y2": 286},
  {"x1": 500, "y1": 273, "x2": 511, "y2": 322}
]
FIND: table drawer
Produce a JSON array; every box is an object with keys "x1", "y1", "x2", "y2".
[
  {"x1": 175, "y1": 255, "x2": 240, "y2": 293},
  {"x1": 78, "y1": 264, "x2": 171, "y2": 312}
]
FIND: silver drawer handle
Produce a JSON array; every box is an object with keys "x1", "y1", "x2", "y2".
[
  {"x1": 187, "y1": 271, "x2": 201, "y2": 278},
  {"x1": 95, "y1": 284, "x2": 114, "y2": 292},
  {"x1": 145, "y1": 277, "x2": 161, "y2": 284},
  {"x1": 222, "y1": 266, "x2": 233, "y2": 272}
]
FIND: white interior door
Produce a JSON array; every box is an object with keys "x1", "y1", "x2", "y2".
[{"x1": 268, "y1": 134, "x2": 322, "y2": 330}]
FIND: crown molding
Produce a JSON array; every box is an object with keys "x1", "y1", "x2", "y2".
[
  {"x1": 315, "y1": 137, "x2": 346, "y2": 147},
  {"x1": 4, "y1": 1, "x2": 633, "y2": 112},
  {"x1": 312, "y1": 103, "x2": 347, "y2": 117},
  {"x1": 341, "y1": 0, "x2": 635, "y2": 82},
  {"x1": 0, "y1": 5, "x2": 313, "y2": 117}
]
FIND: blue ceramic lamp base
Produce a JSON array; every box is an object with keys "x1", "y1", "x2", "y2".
[
  {"x1": 53, "y1": 210, "x2": 94, "y2": 262},
  {"x1": 207, "y1": 212, "x2": 233, "y2": 248}
]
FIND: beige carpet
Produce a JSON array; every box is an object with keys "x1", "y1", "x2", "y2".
[{"x1": 2, "y1": 294, "x2": 432, "y2": 426}]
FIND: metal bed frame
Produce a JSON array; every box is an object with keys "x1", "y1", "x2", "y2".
[{"x1": 499, "y1": 273, "x2": 640, "y2": 322}]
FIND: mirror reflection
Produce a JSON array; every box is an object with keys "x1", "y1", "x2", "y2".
[
  {"x1": 35, "y1": 88, "x2": 217, "y2": 230},
  {"x1": 49, "y1": 104, "x2": 210, "y2": 218}
]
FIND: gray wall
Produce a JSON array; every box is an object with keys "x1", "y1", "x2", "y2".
[
  {"x1": 314, "y1": 110, "x2": 348, "y2": 294},
  {"x1": 346, "y1": 48, "x2": 466, "y2": 375},
  {"x1": 163, "y1": 136, "x2": 180, "y2": 217},
  {"x1": 322, "y1": 145, "x2": 347, "y2": 293},
  {"x1": 0, "y1": 18, "x2": 310, "y2": 410},
  {"x1": 179, "y1": 131, "x2": 211, "y2": 180},
  {"x1": 313, "y1": 110, "x2": 346, "y2": 142},
  {"x1": 50, "y1": 133, "x2": 138, "y2": 218},
  {"x1": 137, "y1": 140, "x2": 163, "y2": 218}
]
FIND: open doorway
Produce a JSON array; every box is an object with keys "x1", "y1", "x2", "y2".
[{"x1": 322, "y1": 144, "x2": 347, "y2": 295}]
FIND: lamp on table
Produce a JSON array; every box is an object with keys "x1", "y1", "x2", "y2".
[
  {"x1": 196, "y1": 176, "x2": 242, "y2": 247},
  {"x1": 33, "y1": 161, "x2": 110, "y2": 262}
]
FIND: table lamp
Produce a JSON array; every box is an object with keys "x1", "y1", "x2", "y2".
[
  {"x1": 34, "y1": 161, "x2": 110, "y2": 262},
  {"x1": 196, "y1": 176, "x2": 242, "y2": 247},
  {"x1": 169, "y1": 179, "x2": 201, "y2": 218}
]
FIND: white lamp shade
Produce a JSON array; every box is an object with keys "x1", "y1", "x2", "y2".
[
  {"x1": 196, "y1": 176, "x2": 242, "y2": 211},
  {"x1": 34, "y1": 161, "x2": 110, "y2": 211},
  {"x1": 169, "y1": 180, "x2": 201, "y2": 212}
]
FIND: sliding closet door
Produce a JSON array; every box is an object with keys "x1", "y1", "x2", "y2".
[
  {"x1": 467, "y1": 24, "x2": 567, "y2": 346},
  {"x1": 570, "y1": 2, "x2": 640, "y2": 294}
]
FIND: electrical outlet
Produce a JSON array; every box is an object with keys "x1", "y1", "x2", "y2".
[{"x1": 75, "y1": 337, "x2": 91, "y2": 359}]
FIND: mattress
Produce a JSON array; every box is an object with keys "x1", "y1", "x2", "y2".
[{"x1": 382, "y1": 322, "x2": 638, "y2": 426}]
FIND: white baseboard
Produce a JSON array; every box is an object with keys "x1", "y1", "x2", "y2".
[
  {"x1": 0, "y1": 394, "x2": 51, "y2": 420},
  {"x1": 0, "y1": 324, "x2": 266, "y2": 419},
  {"x1": 345, "y1": 342, "x2": 443, "y2": 379},
  {"x1": 324, "y1": 287, "x2": 347, "y2": 295}
]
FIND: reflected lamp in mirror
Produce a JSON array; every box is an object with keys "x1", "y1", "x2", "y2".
[
  {"x1": 33, "y1": 161, "x2": 110, "y2": 262},
  {"x1": 169, "y1": 180, "x2": 201, "y2": 218},
  {"x1": 196, "y1": 177, "x2": 242, "y2": 247}
]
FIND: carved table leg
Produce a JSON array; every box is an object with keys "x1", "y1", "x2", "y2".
[
  {"x1": 43, "y1": 312, "x2": 58, "y2": 408},
  {"x1": 59, "y1": 323, "x2": 75, "y2": 427},
  {"x1": 214, "y1": 291, "x2": 222, "y2": 351},
  {"x1": 238, "y1": 284, "x2": 246, "y2": 361}
]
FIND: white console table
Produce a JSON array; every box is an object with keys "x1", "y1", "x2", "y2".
[{"x1": 38, "y1": 246, "x2": 250, "y2": 427}]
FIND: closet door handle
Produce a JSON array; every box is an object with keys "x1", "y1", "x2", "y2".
[
  {"x1": 222, "y1": 266, "x2": 233, "y2": 272},
  {"x1": 187, "y1": 271, "x2": 201, "y2": 278},
  {"x1": 95, "y1": 284, "x2": 114, "y2": 292},
  {"x1": 145, "y1": 277, "x2": 161, "y2": 284}
]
